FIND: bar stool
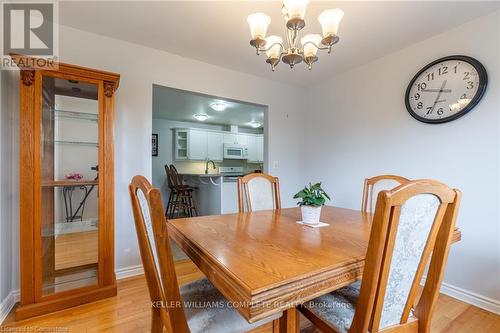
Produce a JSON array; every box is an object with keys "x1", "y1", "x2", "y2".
[{"x1": 165, "y1": 165, "x2": 198, "y2": 218}]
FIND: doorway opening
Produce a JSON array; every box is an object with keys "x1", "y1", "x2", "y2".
[{"x1": 151, "y1": 85, "x2": 267, "y2": 258}]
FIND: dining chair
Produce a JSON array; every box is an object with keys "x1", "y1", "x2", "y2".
[
  {"x1": 166, "y1": 164, "x2": 198, "y2": 218},
  {"x1": 129, "y1": 175, "x2": 281, "y2": 333},
  {"x1": 361, "y1": 175, "x2": 410, "y2": 213},
  {"x1": 164, "y1": 164, "x2": 175, "y2": 217},
  {"x1": 237, "y1": 172, "x2": 281, "y2": 212},
  {"x1": 298, "y1": 179, "x2": 461, "y2": 333}
]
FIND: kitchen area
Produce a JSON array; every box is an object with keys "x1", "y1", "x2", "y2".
[{"x1": 152, "y1": 85, "x2": 266, "y2": 218}]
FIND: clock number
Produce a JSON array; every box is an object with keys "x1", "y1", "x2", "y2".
[
  {"x1": 454, "y1": 65, "x2": 458, "y2": 74},
  {"x1": 437, "y1": 108, "x2": 444, "y2": 115},
  {"x1": 417, "y1": 102, "x2": 423, "y2": 109},
  {"x1": 417, "y1": 82, "x2": 427, "y2": 91},
  {"x1": 466, "y1": 81, "x2": 474, "y2": 89},
  {"x1": 414, "y1": 93, "x2": 420, "y2": 100},
  {"x1": 461, "y1": 93, "x2": 467, "y2": 99},
  {"x1": 463, "y1": 72, "x2": 470, "y2": 80},
  {"x1": 426, "y1": 106, "x2": 433, "y2": 114},
  {"x1": 439, "y1": 66, "x2": 448, "y2": 75},
  {"x1": 427, "y1": 72, "x2": 435, "y2": 81}
]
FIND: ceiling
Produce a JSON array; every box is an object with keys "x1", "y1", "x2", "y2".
[
  {"x1": 59, "y1": 1, "x2": 499, "y2": 87},
  {"x1": 152, "y1": 85, "x2": 265, "y2": 128}
]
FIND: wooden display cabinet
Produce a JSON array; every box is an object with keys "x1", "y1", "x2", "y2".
[{"x1": 12, "y1": 55, "x2": 120, "y2": 319}]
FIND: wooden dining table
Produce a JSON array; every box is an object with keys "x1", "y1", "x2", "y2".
[{"x1": 168, "y1": 206, "x2": 461, "y2": 332}]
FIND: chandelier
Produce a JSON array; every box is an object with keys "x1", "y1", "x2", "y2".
[{"x1": 247, "y1": 0, "x2": 344, "y2": 71}]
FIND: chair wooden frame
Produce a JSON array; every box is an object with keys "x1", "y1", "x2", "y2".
[
  {"x1": 300, "y1": 179, "x2": 462, "y2": 333},
  {"x1": 166, "y1": 165, "x2": 198, "y2": 218},
  {"x1": 237, "y1": 173, "x2": 281, "y2": 213},
  {"x1": 129, "y1": 175, "x2": 190, "y2": 333},
  {"x1": 361, "y1": 175, "x2": 410, "y2": 213},
  {"x1": 130, "y1": 176, "x2": 280, "y2": 333}
]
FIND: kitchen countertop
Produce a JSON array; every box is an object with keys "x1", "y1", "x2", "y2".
[{"x1": 179, "y1": 173, "x2": 223, "y2": 177}]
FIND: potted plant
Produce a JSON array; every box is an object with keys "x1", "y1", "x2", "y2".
[{"x1": 293, "y1": 182, "x2": 331, "y2": 225}]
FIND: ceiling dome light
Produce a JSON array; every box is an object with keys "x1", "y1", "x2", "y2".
[
  {"x1": 210, "y1": 102, "x2": 227, "y2": 112},
  {"x1": 193, "y1": 113, "x2": 208, "y2": 121},
  {"x1": 249, "y1": 121, "x2": 262, "y2": 128}
]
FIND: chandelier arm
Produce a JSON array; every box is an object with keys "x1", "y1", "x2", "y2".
[
  {"x1": 301, "y1": 41, "x2": 333, "y2": 54},
  {"x1": 257, "y1": 42, "x2": 285, "y2": 54}
]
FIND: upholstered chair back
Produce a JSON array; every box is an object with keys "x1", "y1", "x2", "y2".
[
  {"x1": 237, "y1": 173, "x2": 281, "y2": 212},
  {"x1": 361, "y1": 175, "x2": 410, "y2": 213},
  {"x1": 129, "y1": 176, "x2": 190, "y2": 332},
  {"x1": 351, "y1": 180, "x2": 461, "y2": 333}
]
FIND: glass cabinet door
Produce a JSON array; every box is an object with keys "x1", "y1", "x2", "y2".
[{"x1": 40, "y1": 75, "x2": 100, "y2": 296}]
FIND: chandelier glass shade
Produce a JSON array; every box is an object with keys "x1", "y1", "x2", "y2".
[{"x1": 247, "y1": 1, "x2": 344, "y2": 71}]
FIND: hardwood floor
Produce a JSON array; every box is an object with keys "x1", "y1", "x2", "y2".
[{"x1": 2, "y1": 259, "x2": 499, "y2": 332}]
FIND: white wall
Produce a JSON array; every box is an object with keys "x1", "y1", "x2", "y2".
[
  {"x1": 305, "y1": 12, "x2": 500, "y2": 306},
  {"x1": 1, "y1": 24, "x2": 307, "y2": 301},
  {"x1": 0, "y1": 68, "x2": 19, "y2": 307}
]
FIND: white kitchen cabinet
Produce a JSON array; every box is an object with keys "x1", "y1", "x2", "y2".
[
  {"x1": 236, "y1": 134, "x2": 248, "y2": 146},
  {"x1": 174, "y1": 128, "x2": 260, "y2": 162},
  {"x1": 246, "y1": 135, "x2": 258, "y2": 162},
  {"x1": 223, "y1": 133, "x2": 237, "y2": 144},
  {"x1": 207, "y1": 132, "x2": 223, "y2": 161},
  {"x1": 174, "y1": 129, "x2": 189, "y2": 160},
  {"x1": 256, "y1": 135, "x2": 264, "y2": 162},
  {"x1": 223, "y1": 133, "x2": 248, "y2": 145},
  {"x1": 188, "y1": 129, "x2": 207, "y2": 160}
]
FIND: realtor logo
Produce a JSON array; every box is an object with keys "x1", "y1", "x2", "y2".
[{"x1": 1, "y1": 1, "x2": 58, "y2": 69}]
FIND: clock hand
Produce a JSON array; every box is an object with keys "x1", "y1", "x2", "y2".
[
  {"x1": 428, "y1": 80, "x2": 447, "y2": 115},
  {"x1": 422, "y1": 88, "x2": 452, "y2": 93}
]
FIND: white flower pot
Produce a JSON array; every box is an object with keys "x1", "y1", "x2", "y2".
[{"x1": 301, "y1": 205, "x2": 322, "y2": 225}]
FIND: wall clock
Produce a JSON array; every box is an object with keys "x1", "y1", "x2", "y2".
[{"x1": 405, "y1": 55, "x2": 487, "y2": 124}]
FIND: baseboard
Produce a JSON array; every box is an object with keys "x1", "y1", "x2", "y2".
[
  {"x1": 439, "y1": 281, "x2": 500, "y2": 314},
  {"x1": 421, "y1": 277, "x2": 500, "y2": 315},
  {"x1": 115, "y1": 264, "x2": 144, "y2": 280},
  {"x1": 0, "y1": 290, "x2": 19, "y2": 325}
]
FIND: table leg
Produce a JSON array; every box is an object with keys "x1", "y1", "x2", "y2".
[{"x1": 278, "y1": 307, "x2": 299, "y2": 333}]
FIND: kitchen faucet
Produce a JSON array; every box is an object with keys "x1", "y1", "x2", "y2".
[{"x1": 205, "y1": 160, "x2": 216, "y2": 174}]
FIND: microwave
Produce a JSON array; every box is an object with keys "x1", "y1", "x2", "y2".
[{"x1": 223, "y1": 144, "x2": 248, "y2": 160}]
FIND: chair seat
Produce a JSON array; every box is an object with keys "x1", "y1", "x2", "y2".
[
  {"x1": 301, "y1": 280, "x2": 361, "y2": 333},
  {"x1": 180, "y1": 278, "x2": 281, "y2": 333},
  {"x1": 173, "y1": 185, "x2": 195, "y2": 192}
]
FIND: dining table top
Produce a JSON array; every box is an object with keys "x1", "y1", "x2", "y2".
[{"x1": 167, "y1": 206, "x2": 461, "y2": 323}]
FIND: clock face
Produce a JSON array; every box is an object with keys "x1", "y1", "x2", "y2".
[{"x1": 405, "y1": 56, "x2": 487, "y2": 123}]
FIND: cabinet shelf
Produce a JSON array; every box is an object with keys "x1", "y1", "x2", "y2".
[
  {"x1": 42, "y1": 180, "x2": 99, "y2": 187},
  {"x1": 54, "y1": 109, "x2": 98, "y2": 122},
  {"x1": 54, "y1": 140, "x2": 99, "y2": 147}
]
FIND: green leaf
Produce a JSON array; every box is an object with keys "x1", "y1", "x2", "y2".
[{"x1": 294, "y1": 182, "x2": 331, "y2": 207}]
